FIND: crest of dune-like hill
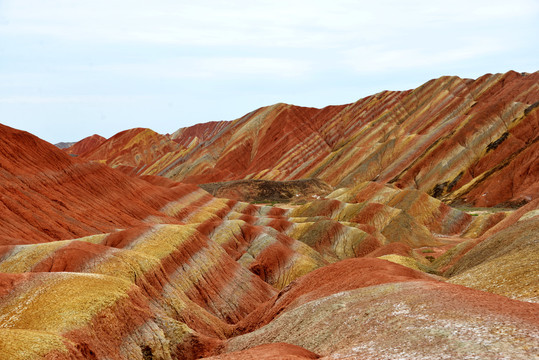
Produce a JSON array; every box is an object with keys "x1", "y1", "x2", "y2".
[{"x1": 64, "y1": 134, "x2": 106, "y2": 157}]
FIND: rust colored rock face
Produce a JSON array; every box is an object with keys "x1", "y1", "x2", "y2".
[{"x1": 1, "y1": 71, "x2": 538, "y2": 360}]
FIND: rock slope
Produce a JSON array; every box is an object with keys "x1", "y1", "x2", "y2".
[{"x1": 223, "y1": 258, "x2": 539, "y2": 360}]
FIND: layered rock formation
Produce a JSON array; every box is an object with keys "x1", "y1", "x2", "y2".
[
  {"x1": 2, "y1": 71, "x2": 538, "y2": 359},
  {"x1": 67, "y1": 71, "x2": 538, "y2": 207},
  {"x1": 81, "y1": 128, "x2": 180, "y2": 173}
]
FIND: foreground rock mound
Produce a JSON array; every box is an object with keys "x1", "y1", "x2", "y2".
[
  {"x1": 235, "y1": 258, "x2": 436, "y2": 334},
  {"x1": 0, "y1": 272, "x2": 195, "y2": 359},
  {"x1": 222, "y1": 260, "x2": 539, "y2": 360},
  {"x1": 225, "y1": 281, "x2": 538, "y2": 359}
]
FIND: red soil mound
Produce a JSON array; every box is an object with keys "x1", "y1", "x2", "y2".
[
  {"x1": 236, "y1": 258, "x2": 435, "y2": 333},
  {"x1": 81, "y1": 127, "x2": 180, "y2": 173}
]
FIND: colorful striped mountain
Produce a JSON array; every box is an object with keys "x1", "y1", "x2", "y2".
[
  {"x1": 0, "y1": 71, "x2": 538, "y2": 359},
  {"x1": 69, "y1": 71, "x2": 539, "y2": 208}
]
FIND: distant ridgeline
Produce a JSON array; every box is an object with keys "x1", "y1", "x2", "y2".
[{"x1": 64, "y1": 71, "x2": 539, "y2": 208}]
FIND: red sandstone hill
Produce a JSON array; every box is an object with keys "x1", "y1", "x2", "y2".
[
  {"x1": 64, "y1": 134, "x2": 106, "y2": 157},
  {"x1": 0, "y1": 123, "x2": 197, "y2": 243},
  {"x1": 76, "y1": 71, "x2": 538, "y2": 207}
]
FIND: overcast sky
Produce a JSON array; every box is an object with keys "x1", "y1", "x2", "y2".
[{"x1": 1, "y1": 0, "x2": 538, "y2": 144}]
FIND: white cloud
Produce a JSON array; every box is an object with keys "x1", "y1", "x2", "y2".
[
  {"x1": 3, "y1": 0, "x2": 536, "y2": 48},
  {"x1": 2, "y1": 0, "x2": 536, "y2": 79},
  {"x1": 1, "y1": 0, "x2": 357, "y2": 47}
]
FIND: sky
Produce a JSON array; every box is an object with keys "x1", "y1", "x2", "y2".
[{"x1": 1, "y1": 0, "x2": 538, "y2": 144}]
